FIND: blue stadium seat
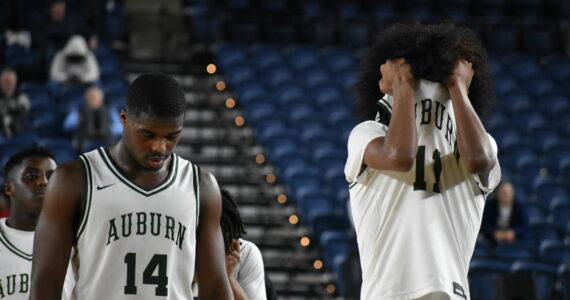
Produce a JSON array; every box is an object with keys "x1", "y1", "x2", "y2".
[
  {"x1": 527, "y1": 78, "x2": 557, "y2": 98},
  {"x1": 299, "y1": 200, "x2": 336, "y2": 228},
  {"x1": 511, "y1": 261, "x2": 558, "y2": 300},
  {"x1": 82, "y1": 140, "x2": 111, "y2": 153},
  {"x1": 538, "y1": 93, "x2": 569, "y2": 117},
  {"x1": 276, "y1": 86, "x2": 307, "y2": 108},
  {"x1": 494, "y1": 76, "x2": 521, "y2": 97},
  {"x1": 469, "y1": 259, "x2": 511, "y2": 300},
  {"x1": 528, "y1": 221, "x2": 559, "y2": 248},
  {"x1": 473, "y1": 238, "x2": 493, "y2": 259},
  {"x1": 315, "y1": 90, "x2": 345, "y2": 107},
  {"x1": 509, "y1": 61, "x2": 541, "y2": 82},
  {"x1": 551, "y1": 200, "x2": 570, "y2": 231},
  {"x1": 539, "y1": 240, "x2": 570, "y2": 265},
  {"x1": 319, "y1": 230, "x2": 352, "y2": 266},
  {"x1": 266, "y1": 68, "x2": 295, "y2": 88},
  {"x1": 495, "y1": 242, "x2": 536, "y2": 262},
  {"x1": 546, "y1": 61, "x2": 570, "y2": 84},
  {"x1": 288, "y1": 105, "x2": 318, "y2": 125},
  {"x1": 523, "y1": 27, "x2": 555, "y2": 55},
  {"x1": 303, "y1": 71, "x2": 331, "y2": 90},
  {"x1": 559, "y1": 264, "x2": 570, "y2": 300},
  {"x1": 486, "y1": 27, "x2": 518, "y2": 54},
  {"x1": 516, "y1": 155, "x2": 542, "y2": 181},
  {"x1": 289, "y1": 55, "x2": 320, "y2": 73}
]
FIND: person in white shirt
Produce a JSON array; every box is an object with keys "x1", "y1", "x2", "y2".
[
  {"x1": 49, "y1": 35, "x2": 99, "y2": 85},
  {"x1": 345, "y1": 23, "x2": 501, "y2": 300},
  {"x1": 193, "y1": 189, "x2": 267, "y2": 300},
  {"x1": 0, "y1": 147, "x2": 57, "y2": 300}
]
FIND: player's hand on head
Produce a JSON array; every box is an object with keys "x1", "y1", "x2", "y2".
[
  {"x1": 225, "y1": 239, "x2": 241, "y2": 278},
  {"x1": 389, "y1": 58, "x2": 415, "y2": 92},
  {"x1": 447, "y1": 59, "x2": 474, "y2": 90}
]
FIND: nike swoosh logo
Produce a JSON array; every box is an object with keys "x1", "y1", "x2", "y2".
[{"x1": 96, "y1": 183, "x2": 115, "y2": 190}]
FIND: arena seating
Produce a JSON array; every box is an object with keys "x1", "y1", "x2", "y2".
[{"x1": 2, "y1": 0, "x2": 570, "y2": 297}]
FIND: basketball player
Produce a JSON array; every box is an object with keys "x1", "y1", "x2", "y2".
[
  {"x1": 192, "y1": 189, "x2": 267, "y2": 300},
  {"x1": 0, "y1": 147, "x2": 57, "y2": 299},
  {"x1": 30, "y1": 73, "x2": 233, "y2": 299},
  {"x1": 345, "y1": 23, "x2": 501, "y2": 299}
]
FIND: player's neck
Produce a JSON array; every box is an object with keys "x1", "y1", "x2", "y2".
[
  {"x1": 6, "y1": 212, "x2": 37, "y2": 232},
  {"x1": 108, "y1": 141, "x2": 172, "y2": 184}
]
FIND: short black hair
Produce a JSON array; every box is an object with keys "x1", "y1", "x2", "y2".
[
  {"x1": 4, "y1": 146, "x2": 56, "y2": 182},
  {"x1": 355, "y1": 22, "x2": 495, "y2": 121},
  {"x1": 125, "y1": 72, "x2": 186, "y2": 119},
  {"x1": 220, "y1": 189, "x2": 246, "y2": 254}
]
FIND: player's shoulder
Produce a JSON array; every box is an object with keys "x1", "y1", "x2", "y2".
[{"x1": 239, "y1": 238, "x2": 263, "y2": 260}]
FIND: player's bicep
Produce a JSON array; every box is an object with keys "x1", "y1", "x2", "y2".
[
  {"x1": 195, "y1": 171, "x2": 232, "y2": 299},
  {"x1": 31, "y1": 161, "x2": 83, "y2": 299},
  {"x1": 362, "y1": 137, "x2": 387, "y2": 169}
]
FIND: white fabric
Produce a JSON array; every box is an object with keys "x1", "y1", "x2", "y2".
[
  {"x1": 0, "y1": 218, "x2": 33, "y2": 300},
  {"x1": 67, "y1": 148, "x2": 199, "y2": 300},
  {"x1": 345, "y1": 80, "x2": 501, "y2": 300},
  {"x1": 49, "y1": 35, "x2": 100, "y2": 84},
  {"x1": 191, "y1": 239, "x2": 267, "y2": 300},
  {"x1": 234, "y1": 239, "x2": 267, "y2": 300},
  {"x1": 498, "y1": 205, "x2": 512, "y2": 229}
]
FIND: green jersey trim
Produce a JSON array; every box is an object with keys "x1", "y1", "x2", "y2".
[
  {"x1": 0, "y1": 224, "x2": 32, "y2": 261},
  {"x1": 97, "y1": 148, "x2": 179, "y2": 197},
  {"x1": 192, "y1": 164, "x2": 201, "y2": 227},
  {"x1": 76, "y1": 154, "x2": 93, "y2": 240}
]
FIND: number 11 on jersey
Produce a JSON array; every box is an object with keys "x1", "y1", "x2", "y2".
[{"x1": 413, "y1": 146, "x2": 442, "y2": 193}]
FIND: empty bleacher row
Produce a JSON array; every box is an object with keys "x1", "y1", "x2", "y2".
[{"x1": 187, "y1": 0, "x2": 569, "y2": 54}]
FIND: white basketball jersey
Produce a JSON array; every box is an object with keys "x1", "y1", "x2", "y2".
[
  {"x1": 0, "y1": 218, "x2": 33, "y2": 299},
  {"x1": 69, "y1": 147, "x2": 200, "y2": 300},
  {"x1": 345, "y1": 80, "x2": 501, "y2": 300}
]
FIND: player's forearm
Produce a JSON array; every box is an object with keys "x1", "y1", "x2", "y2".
[
  {"x1": 201, "y1": 281, "x2": 234, "y2": 300},
  {"x1": 229, "y1": 277, "x2": 250, "y2": 300},
  {"x1": 383, "y1": 87, "x2": 418, "y2": 171},
  {"x1": 449, "y1": 84, "x2": 494, "y2": 174}
]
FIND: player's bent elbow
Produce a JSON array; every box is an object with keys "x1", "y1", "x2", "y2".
[
  {"x1": 386, "y1": 150, "x2": 415, "y2": 172},
  {"x1": 463, "y1": 154, "x2": 495, "y2": 174}
]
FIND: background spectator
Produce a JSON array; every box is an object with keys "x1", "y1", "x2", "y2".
[
  {"x1": 481, "y1": 181, "x2": 529, "y2": 245},
  {"x1": 49, "y1": 35, "x2": 100, "y2": 84},
  {"x1": 0, "y1": 67, "x2": 30, "y2": 138},
  {"x1": 40, "y1": 0, "x2": 78, "y2": 51},
  {"x1": 63, "y1": 85, "x2": 118, "y2": 151}
]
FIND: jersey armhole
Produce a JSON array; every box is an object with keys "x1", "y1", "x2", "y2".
[
  {"x1": 75, "y1": 155, "x2": 93, "y2": 241},
  {"x1": 192, "y1": 164, "x2": 201, "y2": 229}
]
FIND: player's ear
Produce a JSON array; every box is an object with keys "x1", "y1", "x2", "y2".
[
  {"x1": 4, "y1": 183, "x2": 14, "y2": 197},
  {"x1": 120, "y1": 109, "x2": 128, "y2": 126}
]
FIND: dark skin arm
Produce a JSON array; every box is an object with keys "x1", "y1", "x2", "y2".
[
  {"x1": 363, "y1": 59, "x2": 418, "y2": 172},
  {"x1": 195, "y1": 170, "x2": 233, "y2": 300},
  {"x1": 29, "y1": 161, "x2": 83, "y2": 299},
  {"x1": 447, "y1": 60, "x2": 496, "y2": 180}
]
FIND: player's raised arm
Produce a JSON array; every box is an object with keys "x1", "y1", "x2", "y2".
[
  {"x1": 363, "y1": 59, "x2": 418, "y2": 172},
  {"x1": 29, "y1": 160, "x2": 83, "y2": 299},
  {"x1": 195, "y1": 170, "x2": 233, "y2": 300},
  {"x1": 447, "y1": 60, "x2": 496, "y2": 176}
]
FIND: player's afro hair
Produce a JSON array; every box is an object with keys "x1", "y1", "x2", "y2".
[
  {"x1": 126, "y1": 72, "x2": 186, "y2": 119},
  {"x1": 4, "y1": 146, "x2": 56, "y2": 182},
  {"x1": 354, "y1": 22, "x2": 495, "y2": 121},
  {"x1": 220, "y1": 189, "x2": 246, "y2": 254}
]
